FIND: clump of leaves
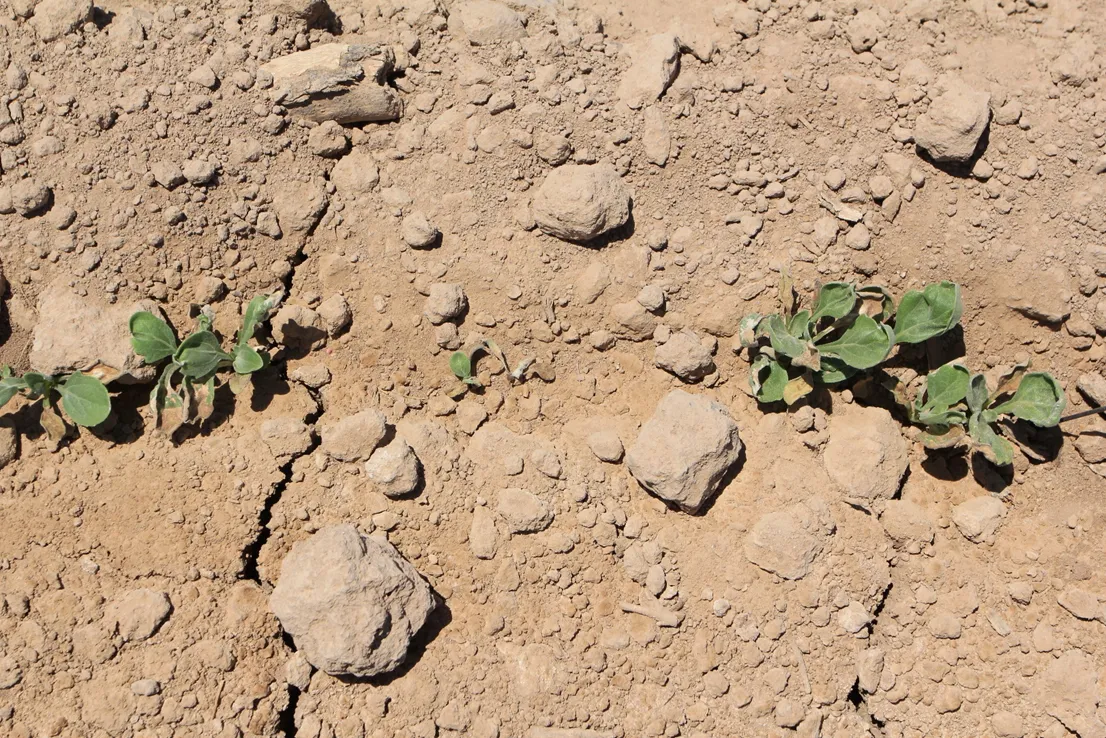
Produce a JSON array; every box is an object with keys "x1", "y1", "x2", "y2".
[
  {"x1": 891, "y1": 362, "x2": 1066, "y2": 466},
  {"x1": 448, "y1": 338, "x2": 551, "y2": 398},
  {"x1": 0, "y1": 366, "x2": 111, "y2": 444},
  {"x1": 741, "y1": 277, "x2": 962, "y2": 405},
  {"x1": 129, "y1": 293, "x2": 282, "y2": 432}
]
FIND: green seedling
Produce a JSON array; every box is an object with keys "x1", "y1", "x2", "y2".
[
  {"x1": 741, "y1": 276, "x2": 962, "y2": 405},
  {"x1": 0, "y1": 366, "x2": 111, "y2": 444},
  {"x1": 890, "y1": 362, "x2": 1065, "y2": 466},
  {"x1": 448, "y1": 338, "x2": 548, "y2": 397},
  {"x1": 129, "y1": 293, "x2": 282, "y2": 432}
]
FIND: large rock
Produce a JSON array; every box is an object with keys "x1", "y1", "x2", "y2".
[
  {"x1": 30, "y1": 280, "x2": 160, "y2": 383},
  {"x1": 531, "y1": 164, "x2": 631, "y2": 242},
  {"x1": 29, "y1": 0, "x2": 92, "y2": 41},
  {"x1": 616, "y1": 33, "x2": 681, "y2": 109},
  {"x1": 626, "y1": 390, "x2": 743, "y2": 513},
  {"x1": 449, "y1": 0, "x2": 526, "y2": 45},
  {"x1": 654, "y1": 331, "x2": 715, "y2": 382},
  {"x1": 270, "y1": 525, "x2": 435, "y2": 677},
  {"x1": 745, "y1": 499, "x2": 835, "y2": 580},
  {"x1": 822, "y1": 405, "x2": 909, "y2": 508},
  {"x1": 320, "y1": 409, "x2": 387, "y2": 462},
  {"x1": 261, "y1": 44, "x2": 402, "y2": 124},
  {"x1": 913, "y1": 77, "x2": 990, "y2": 163}
]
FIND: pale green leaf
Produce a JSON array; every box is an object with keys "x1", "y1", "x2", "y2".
[
  {"x1": 174, "y1": 331, "x2": 232, "y2": 379},
  {"x1": 811, "y1": 282, "x2": 857, "y2": 323},
  {"x1": 922, "y1": 363, "x2": 970, "y2": 412},
  {"x1": 58, "y1": 373, "x2": 111, "y2": 427},
  {"x1": 894, "y1": 281, "x2": 963, "y2": 344},
  {"x1": 817, "y1": 315, "x2": 895, "y2": 370},
  {"x1": 751, "y1": 355, "x2": 788, "y2": 403},
  {"x1": 989, "y1": 372, "x2": 1065, "y2": 427},
  {"x1": 129, "y1": 312, "x2": 178, "y2": 363}
]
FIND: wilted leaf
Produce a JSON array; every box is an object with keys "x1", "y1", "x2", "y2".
[
  {"x1": 129, "y1": 312, "x2": 179, "y2": 363},
  {"x1": 791, "y1": 343, "x2": 822, "y2": 372},
  {"x1": 970, "y1": 419, "x2": 1015, "y2": 466},
  {"x1": 894, "y1": 281, "x2": 963, "y2": 344},
  {"x1": 783, "y1": 374, "x2": 814, "y2": 405},
  {"x1": 818, "y1": 315, "x2": 895, "y2": 370},
  {"x1": 238, "y1": 292, "x2": 283, "y2": 347},
  {"x1": 751, "y1": 355, "x2": 788, "y2": 403},
  {"x1": 989, "y1": 360, "x2": 1031, "y2": 402},
  {"x1": 57, "y1": 373, "x2": 111, "y2": 427},
  {"x1": 811, "y1": 282, "x2": 857, "y2": 323},
  {"x1": 988, "y1": 372, "x2": 1065, "y2": 427},
  {"x1": 194, "y1": 377, "x2": 216, "y2": 423},
  {"x1": 916, "y1": 408, "x2": 968, "y2": 427},
  {"x1": 228, "y1": 372, "x2": 253, "y2": 396},
  {"x1": 857, "y1": 285, "x2": 895, "y2": 322},
  {"x1": 779, "y1": 267, "x2": 795, "y2": 318},
  {"x1": 39, "y1": 404, "x2": 68, "y2": 446},
  {"x1": 738, "y1": 314, "x2": 763, "y2": 348}
]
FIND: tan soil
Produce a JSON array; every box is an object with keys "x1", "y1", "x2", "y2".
[{"x1": 1, "y1": 0, "x2": 1105, "y2": 737}]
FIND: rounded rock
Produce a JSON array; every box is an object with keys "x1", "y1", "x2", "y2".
[{"x1": 531, "y1": 164, "x2": 631, "y2": 242}]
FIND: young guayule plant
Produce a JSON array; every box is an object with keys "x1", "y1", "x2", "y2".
[
  {"x1": 741, "y1": 277, "x2": 962, "y2": 405},
  {"x1": 448, "y1": 338, "x2": 548, "y2": 397},
  {"x1": 0, "y1": 366, "x2": 111, "y2": 443},
  {"x1": 129, "y1": 293, "x2": 282, "y2": 432},
  {"x1": 892, "y1": 362, "x2": 1066, "y2": 466}
]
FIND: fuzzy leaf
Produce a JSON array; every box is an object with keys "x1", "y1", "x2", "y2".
[
  {"x1": 0, "y1": 376, "x2": 27, "y2": 408},
  {"x1": 811, "y1": 282, "x2": 857, "y2": 323},
  {"x1": 787, "y1": 310, "x2": 812, "y2": 340},
  {"x1": 989, "y1": 372, "x2": 1065, "y2": 427},
  {"x1": 894, "y1": 281, "x2": 963, "y2": 344},
  {"x1": 129, "y1": 312, "x2": 179, "y2": 363},
  {"x1": 450, "y1": 351, "x2": 472, "y2": 380},
  {"x1": 970, "y1": 417, "x2": 1014, "y2": 466},
  {"x1": 58, "y1": 373, "x2": 111, "y2": 427},
  {"x1": 232, "y1": 344, "x2": 265, "y2": 375},
  {"x1": 966, "y1": 374, "x2": 990, "y2": 415},
  {"x1": 764, "y1": 315, "x2": 808, "y2": 360},
  {"x1": 816, "y1": 356, "x2": 856, "y2": 385},
  {"x1": 751, "y1": 355, "x2": 788, "y2": 403},
  {"x1": 922, "y1": 363, "x2": 971, "y2": 412},
  {"x1": 818, "y1": 315, "x2": 895, "y2": 370},
  {"x1": 174, "y1": 331, "x2": 232, "y2": 379},
  {"x1": 916, "y1": 408, "x2": 968, "y2": 427},
  {"x1": 229, "y1": 373, "x2": 253, "y2": 396},
  {"x1": 23, "y1": 372, "x2": 50, "y2": 397},
  {"x1": 238, "y1": 292, "x2": 283, "y2": 347},
  {"x1": 920, "y1": 425, "x2": 968, "y2": 450}
]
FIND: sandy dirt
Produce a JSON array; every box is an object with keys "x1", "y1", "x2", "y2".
[{"x1": 1, "y1": 0, "x2": 1106, "y2": 736}]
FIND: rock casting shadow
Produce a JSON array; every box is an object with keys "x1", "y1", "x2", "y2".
[
  {"x1": 579, "y1": 206, "x2": 636, "y2": 249},
  {"x1": 340, "y1": 592, "x2": 453, "y2": 687},
  {"x1": 914, "y1": 125, "x2": 991, "y2": 179},
  {"x1": 686, "y1": 442, "x2": 747, "y2": 517}
]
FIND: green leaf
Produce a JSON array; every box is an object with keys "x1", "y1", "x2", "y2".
[
  {"x1": 238, "y1": 293, "x2": 282, "y2": 348},
  {"x1": 818, "y1": 315, "x2": 895, "y2": 370},
  {"x1": 811, "y1": 282, "x2": 857, "y2": 323},
  {"x1": 969, "y1": 414, "x2": 1014, "y2": 466},
  {"x1": 922, "y1": 363, "x2": 971, "y2": 412},
  {"x1": 966, "y1": 374, "x2": 990, "y2": 415},
  {"x1": 738, "y1": 314, "x2": 763, "y2": 348},
  {"x1": 129, "y1": 312, "x2": 178, "y2": 363},
  {"x1": 919, "y1": 425, "x2": 968, "y2": 450},
  {"x1": 764, "y1": 315, "x2": 808, "y2": 360},
  {"x1": 750, "y1": 355, "x2": 788, "y2": 403},
  {"x1": 0, "y1": 376, "x2": 27, "y2": 408},
  {"x1": 816, "y1": 356, "x2": 856, "y2": 385},
  {"x1": 916, "y1": 408, "x2": 968, "y2": 427},
  {"x1": 23, "y1": 372, "x2": 50, "y2": 397},
  {"x1": 174, "y1": 331, "x2": 232, "y2": 379},
  {"x1": 450, "y1": 351, "x2": 472, "y2": 380},
  {"x1": 57, "y1": 373, "x2": 111, "y2": 427},
  {"x1": 894, "y1": 281, "x2": 963, "y2": 344},
  {"x1": 858, "y1": 285, "x2": 895, "y2": 322},
  {"x1": 232, "y1": 344, "x2": 265, "y2": 375},
  {"x1": 989, "y1": 372, "x2": 1066, "y2": 427},
  {"x1": 787, "y1": 310, "x2": 812, "y2": 340}
]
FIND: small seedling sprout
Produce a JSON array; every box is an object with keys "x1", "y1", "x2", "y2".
[
  {"x1": 0, "y1": 366, "x2": 112, "y2": 444},
  {"x1": 129, "y1": 292, "x2": 283, "y2": 432}
]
